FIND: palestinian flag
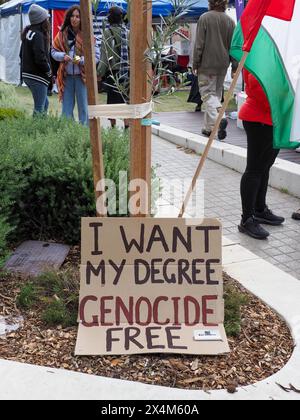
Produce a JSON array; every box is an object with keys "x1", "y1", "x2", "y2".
[{"x1": 231, "y1": 0, "x2": 300, "y2": 149}]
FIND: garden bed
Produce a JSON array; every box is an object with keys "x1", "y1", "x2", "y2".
[{"x1": 0, "y1": 247, "x2": 294, "y2": 392}]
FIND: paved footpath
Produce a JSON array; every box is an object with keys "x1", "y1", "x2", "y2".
[
  {"x1": 157, "y1": 111, "x2": 300, "y2": 164},
  {"x1": 152, "y1": 135, "x2": 300, "y2": 280}
]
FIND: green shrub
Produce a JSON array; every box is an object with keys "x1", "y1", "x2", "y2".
[
  {"x1": 0, "y1": 108, "x2": 24, "y2": 120},
  {"x1": 0, "y1": 216, "x2": 12, "y2": 268},
  {"x1": 0, "y1": 82, "x2": 18, "y2": 108},
  {"x1": 17, "y1": 282, "x2": 39, "y2": 309},
  {"x1": 17, "y1": 270, "x2": 79, "y2": 327},
  {"x1": 0, "y1": 116, "x2": 131, "y2": 244},
  {"x1": 224, "y1": 284, "x2": 249, "y2": 337}
]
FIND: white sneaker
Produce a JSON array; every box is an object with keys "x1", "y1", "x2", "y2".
[{"x1": 295, "y1": 147, "x2": 300, "y2": 153}]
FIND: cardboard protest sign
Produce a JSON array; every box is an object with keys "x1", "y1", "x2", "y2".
[{"x1": 75, "y1": 218, "x2": 229, "y2": 355}]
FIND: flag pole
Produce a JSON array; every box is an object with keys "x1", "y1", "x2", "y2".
[{"x1": 178, "y1": 51, "x2": 249, "y2": 218}]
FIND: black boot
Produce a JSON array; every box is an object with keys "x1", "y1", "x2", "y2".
[
  {"x1": 292, "y1": 209, "x2": 300, "y2": 220},
  {"x1": 238, "y1": 216, "x2": 270, "y2": 240},
  {"x1": 254, "y1": 207, "x2": 285, "y2": 226},
  {"x1": 201, "y1": 128, "x2": 211, "y2": 137},
  {"x1": 218, "y1": 118, "x2": 228, "y2": 140}
]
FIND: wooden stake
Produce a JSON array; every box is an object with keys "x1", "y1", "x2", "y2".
[
  {"x1": 80, "y1": 0, "x2": 105, "y2": 216},
  {"x1": 129, "y1": 0, "x2": 152, "y2": 216},
  {"x1": 178, "y1": 52, "x2": 249, "y2": 217}
]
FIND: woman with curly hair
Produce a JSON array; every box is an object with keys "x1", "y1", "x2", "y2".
[{"x1": 51, "y1": 5, "x2": 99, "y2": 125}]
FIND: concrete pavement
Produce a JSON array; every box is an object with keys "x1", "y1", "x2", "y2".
[{"x1": 152, "y1": 128, "x2": 300, "y2": 281}]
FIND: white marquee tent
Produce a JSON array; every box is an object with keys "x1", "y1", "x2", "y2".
[
  {"x1": 0, "y1": 1, "x2": 29, "y2": 84},
  {"x1": 0, "y1": 0, "x2": 209, "y2": 85}
]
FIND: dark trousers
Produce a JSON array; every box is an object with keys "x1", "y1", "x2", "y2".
[{"x1": 240, "y1": 121, "x2": 279, "y2": 221}]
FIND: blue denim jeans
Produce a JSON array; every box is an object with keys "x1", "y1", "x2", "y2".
[
  {"x1": 23, "y1": 77, "x2": 49, "y2": 115},
  {"x1": 62, "y1": 75, "x2": 88, "y2": 125}
]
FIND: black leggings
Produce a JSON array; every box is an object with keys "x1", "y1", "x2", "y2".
[{"x1": 240, "y1": 121, "x2": 279, "y2": 221}]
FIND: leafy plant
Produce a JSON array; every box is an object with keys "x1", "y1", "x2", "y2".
[
  {"x1": 0, "y1": 216, "x2": 12, "y2": 268},
  {"x1": 224, "y1": 284, "x2": 249, "y2": 337},
  {"x1": 0, "y1": 108, "x2": 24, "y2": 120}
]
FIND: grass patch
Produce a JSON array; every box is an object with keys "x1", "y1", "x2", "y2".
[
  {"x1": 42, "y1": 300, "x2": 77, "y2": 327},
  {"x1": 0, "y1": 82, "x2": 18, "y2": 108},
  {"x1": 0, "y1": 108, "x2": 25, "y2": 120},
  {"x1": 154, "y1": 90, "x2": 196, "y2": 112},
  {"x1": 224, "y1": 284, "x2": 249, "y2": 337},
  {"x1": 17, "y1": 282, "x2": 39, "y2": 309},
  {"x1": 17, "y1": 270, "x2": 79, "y2": 327},
  {"x1": 15, "y1": 86, "x2": 106, "y2": 117},
  {"x1": 14, "y1": 86, "x2": 196, "y2": 115},
  {"x1": 14, "y1": 86, "x2": 237, "y2": 115}
]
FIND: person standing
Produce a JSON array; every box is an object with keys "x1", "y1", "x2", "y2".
[
  {"x1": 97, "y1": 7, "x2": 130, "y2": 129},
  {"x1": 20, "y1": 4, "x2": 52, "y2": 116},
  {"x1": 51, "y1": 6, "x2": 99, "y2": 125},
  {"x1": 238, "y1": 70, "x2": 285, "y2": 239},
  {"x1": 193, "y1": 0, "x2": 237, "y2": 140}
]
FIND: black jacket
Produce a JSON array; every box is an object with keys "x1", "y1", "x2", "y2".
[{"x1": 21, "y1": 25, "x2": 52, "y2": 86}]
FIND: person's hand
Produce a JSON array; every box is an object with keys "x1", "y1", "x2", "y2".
[
  {"x1": 231, "y1": 70, "x2": 236, "y2": 79},
  {"x1": 64, "y1": 55, "x2": 72, "y2": 63},
  {"x1": 73, "y1": 55, "x2": 81, "y2": 65},
  {"x1": 193, "y1": 69, "x2": 198, "y2": 76},
  {"x1": 97, "y1": 75, "x2": 102, "y2": 82}
]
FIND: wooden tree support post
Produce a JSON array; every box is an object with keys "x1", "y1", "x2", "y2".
[
  {"x1": 130, "y1": 0, "x2": 152, "y2": 217},
  {"x1": 178, "y1": 52, "x2": 249, "y2": 217},
  {"x1": 80, "y1": 0, "x2": 105, "y2": 216}
]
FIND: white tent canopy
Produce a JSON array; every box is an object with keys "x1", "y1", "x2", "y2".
[
  {"x1": 0, "y1": 1, "x2": 30, "y2": 84},
  {"x1": 0, "y1": 0, "x2": 24, "y2": 15}
]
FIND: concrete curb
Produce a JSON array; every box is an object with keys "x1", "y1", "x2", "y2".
[
  {"x1": 152, "y1": 124, "x2": 300, "y2": 199},
  {"x1": 1, "y1": 236, "x2": 299, "y2": 400}
]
